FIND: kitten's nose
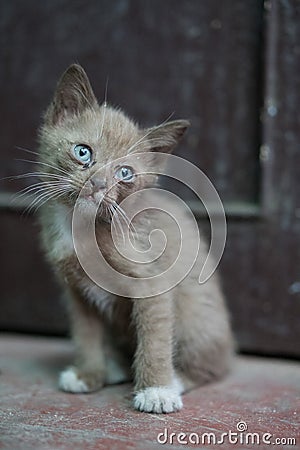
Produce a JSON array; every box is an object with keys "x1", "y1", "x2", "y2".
[{"x1": 90, "y1": 176, "x2": 107, "y2": 191}]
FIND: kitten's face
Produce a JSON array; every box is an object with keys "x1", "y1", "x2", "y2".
[
  {"x1": 38, "y1": 64, "x2": 189, "y2": 220},
  {"x1": 39, "y1": 105, "x2": 148, "y2": 218}
]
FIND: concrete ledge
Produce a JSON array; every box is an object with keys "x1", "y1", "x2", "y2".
[{"x1": 0, "y1": 334, "x2": 298, "y2": 449}]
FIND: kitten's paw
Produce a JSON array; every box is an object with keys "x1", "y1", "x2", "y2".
[
  {"x1": 59, "y1": 367, "x2": 104, "y2": 393},
  {"x1": 59, "y1": 367, "x2": 89, "y2": 393},
  {"x1": 133, "y1": 386, "x2": 183, "y2": 414}
]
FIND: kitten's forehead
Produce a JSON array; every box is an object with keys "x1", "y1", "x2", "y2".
[
  {"x1": 81, "y1": 106, "x2": 139, "y2": 147},
  {"x1": 55, "y1": 105, "x2": 141, "y2": 161}
]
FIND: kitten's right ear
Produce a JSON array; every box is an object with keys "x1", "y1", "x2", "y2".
[{"x1": 44, "y1": 64, "x2": 98, "y2": 126}]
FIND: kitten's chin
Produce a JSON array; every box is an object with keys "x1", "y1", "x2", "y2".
[
  {"x1": 76, "y1": 197, "x2": 99, "y2": 215},
  {"x1": 75, "y1": 196, "x2": 111, "y2": 223}
]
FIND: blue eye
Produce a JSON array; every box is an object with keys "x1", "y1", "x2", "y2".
[
  {"x1": 73, "y1": 144, "x2": 92, "y2": 165},
  {"x1": 115, "y1": 166, "x2": 134, "y2": 182}
]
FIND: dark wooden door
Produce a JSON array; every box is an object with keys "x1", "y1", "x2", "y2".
[{"x1": 0, "y1": 0, "x2": 299, "y2": 357}]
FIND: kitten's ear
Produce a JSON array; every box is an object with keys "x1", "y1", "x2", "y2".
[
  {"x1": 45, "y1": 64, "x2": 98, "y2": 125},
  {"x1": 145, "y1": 120, "x2": 190, "y2": 153}
]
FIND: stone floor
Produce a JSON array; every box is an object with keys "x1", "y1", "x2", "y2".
[{"x1": 0, "y1": 334, "x2": 299, "y2": 450}]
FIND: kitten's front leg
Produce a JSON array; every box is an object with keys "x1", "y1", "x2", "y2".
[
  {"x1": 59, "y1": 288, "x2": 106, "y2": 393},
  {"x1": 132, "y1": 295, "x2": 182, "y2": 413}
]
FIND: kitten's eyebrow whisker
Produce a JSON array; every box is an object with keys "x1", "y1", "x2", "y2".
[
  {"x1": 126, "y1": 129, "x2": 154, "y2": 155},
  {"x1": 97, "y1": 76, "x2": 109, "y2": 142},
  {"x1": 152, "y1": 111, "x2": 175, "y2": 129},
  {"x1": 137, "y1": 137, "x2": 170, "y2": 149},
  {"x1": 72, "y1": 85, "x2": 100, "y2": 141},
  {"x1": 103, "y1": 76, "x2": 109, "y2": 107},
  {"x1": 99, "y1": 98, "x2": 107, "y2": 142},
  {"x1": 15, "y1": 146, "x2": 40, "y2": 157},
  {"x1": 72, "y1": 85, "x2": 99, "y2": 118},
  {"x1": 126, "y1": 111, "x2": 175, "y2": 155}
]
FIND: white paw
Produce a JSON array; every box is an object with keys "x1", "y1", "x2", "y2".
[
  {"x1": 172, "y1": 374, "x2": 184, "y2": 394},
  {"x1": 133, "y1": 386, "x2": 183, "y2": 413},
  {"x1": 59, "y1": 367, "x2": 89, "y2": 393}
]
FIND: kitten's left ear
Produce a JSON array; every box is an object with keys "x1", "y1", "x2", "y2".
[
  {"x1": 45, "y1": 64, "x2": 98, "y2": 125},
  {"x1": 145, "y1": 119, "x2": 190, "y2": 153}
]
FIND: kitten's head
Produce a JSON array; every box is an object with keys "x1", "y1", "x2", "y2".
[{"x1": 38, "y1": 64, "x2": 190, "y2": 219}]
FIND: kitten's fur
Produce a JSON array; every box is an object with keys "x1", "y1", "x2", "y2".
[{"x1": 37, "y1": 64, "x2": 233, "y2": 413}]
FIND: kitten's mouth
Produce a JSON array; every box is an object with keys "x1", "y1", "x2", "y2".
[
  {"x1": 84, "y1": 191, "x2": 105, "y2": 204},
  {"x1": 77, "y1": 191, "x2": 114, "y2": 223}
]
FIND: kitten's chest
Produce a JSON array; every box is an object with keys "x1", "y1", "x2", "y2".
[
  {"x1": 47, "y1": 205, "x2": 153, "y2": 280},
  {"x1": 42, "y1": 204, "x2": 75, "y2": 262}
]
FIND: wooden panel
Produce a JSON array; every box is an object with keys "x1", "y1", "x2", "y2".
[
  {"x1": 1, "y1": 0, "x2": 299, "y2": 358},
  {"x1": 221, "y1": 221, "x2": 300, "y2": 357},
  {"x1": 0, "y1": 0, "x2": 263, "y2": 203},
  {"x1": 0, "y1": 213, "x2": 65, "y2": 334},
  {"x1": 219, "y1": 0, "x2": 300, "y2": 357}
]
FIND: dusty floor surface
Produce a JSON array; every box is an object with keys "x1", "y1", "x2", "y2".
[{"x1": 0, "y1": 334, "x2": 299, "y2": 450}]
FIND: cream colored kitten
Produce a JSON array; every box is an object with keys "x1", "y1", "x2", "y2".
[{"x1": 37, "y1": 64, "x2": 233, "y2": 413}]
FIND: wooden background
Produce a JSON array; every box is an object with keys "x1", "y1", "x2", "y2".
[{"x1": 0, "y1": 0, "x2": 299, "y2": 357}]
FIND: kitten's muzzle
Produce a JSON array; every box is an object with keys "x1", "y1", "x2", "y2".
[
  {"x1": 90, "y1": 176, "x2": 107, "y2": 191},
  {"x1": 82, "y1": 176, "x2": 107, "y2": 199}
]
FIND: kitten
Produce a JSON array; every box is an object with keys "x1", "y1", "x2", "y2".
[{"x1": 37, "y1": 64, "x2": 233, "y2": 413}]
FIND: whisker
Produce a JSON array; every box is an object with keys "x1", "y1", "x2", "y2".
[
  {"x1": 136, "y1": 136, "x2": 174, "y2": 150},
  {"x1": 34, "y1": 190, "x2": 67, "y2": 211},
  {"x1": 15, "y1": 158, "x2": 71, "y2": 177},
  {"x1": 72, "y1": 86, "x2": 95, "y2": 111},
  {"x1": 108, "y1": 203, "x2": 125, "y2": 244},
  {"x1": 97, "y1": 77, "x2": 109, "y2": 142},
  {"x1": 72, "y1": 85, "x2": 101, "y2": 136},
  {"x1": 0, "y1": 173, "x2": 70, "y2": 188},
  {"x1": 126, "y1": 130, "x2": 155, "y2": 155},
  {"x1": 126, "y1": 111, "x2": 175, "y2": 155},
  {"x1": 24, "y1": 186, "x2": 69, "y2": 214},
  {"x1": 18, "y1": 177, "x2": 67, "y2": 187},
  {"x1": 104, "y1": 77, "x2": 109, "y2": 106},
  {"x1": 108, "y1": 204, "x2": 116, "y2": 231},
  {"x1": 106, "y1": 198, "x2": 137, "y2": 244},
  {"x1": 15, "y1": 146, "x2": 40, "y2": 157},
  {"x1": 99, "y1": 100, "x2": 107, "y2": 142},
  {"x1": 12, "y1": 181, "x2": 66, "y2": 200},
  {"x1": 31, "y1": 185, "x2": 70, "y2": 202},
  {"x1": 9, "y1": 172, "x2": 69, "y2": 181},
  {"x1": 68, "y1": 177, "x2": 83, "y2": 191},
  {"x1": 25, "y1": 190, "x2": 66, "y2": 215},
  {"x1": 23, "y1": 191, "x2": 55, "y2": 215},
  {"x1": 19, "y1": 182, "x2": 71, "y2": 202},
  {"x1": 69, "y1": 190, "x2": 79, "y2": 201},
  {"x1": 113, "y1": 201, "x2": 137, "y2": 235}
]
